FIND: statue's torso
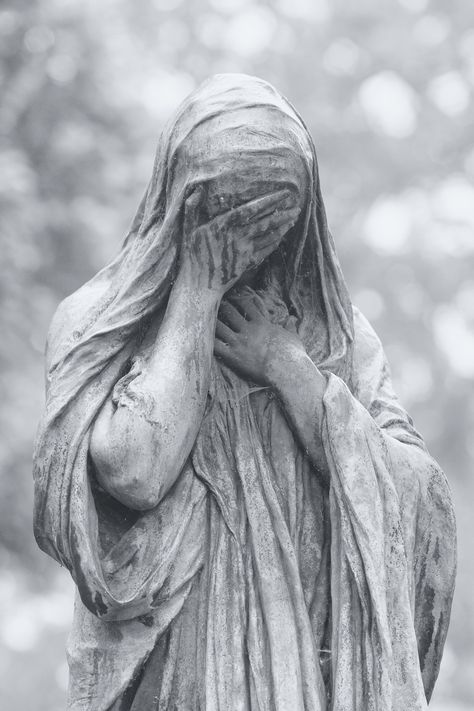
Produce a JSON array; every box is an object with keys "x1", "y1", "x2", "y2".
[{"x1": 118, "y1": 378, "x2": 332, "y2": 710}]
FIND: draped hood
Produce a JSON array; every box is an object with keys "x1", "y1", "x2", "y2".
[
  {"x1": 33, "y1": 74, "x2": 455, "y2": 711},
  {"x1": 34, "y1": 72, "x2": 354, "y2": 581}
]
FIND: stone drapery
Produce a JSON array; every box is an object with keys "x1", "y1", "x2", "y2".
[{"x1": 33, "y1": 74, "x2": 456, "y2": 710}]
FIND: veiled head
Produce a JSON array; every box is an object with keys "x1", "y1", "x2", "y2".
[
  {"x1": 121, "y1": 74, "x2": 353, "y2": 379},
  {"x1": 148, "y1": 74, "x2": 311, "y2": 244},
  {"x1": 44, "y1": 74, "x2": 354, "y2": 405}
]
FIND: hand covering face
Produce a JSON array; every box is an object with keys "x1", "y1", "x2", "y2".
[{"x1": 33, "y1": 74, "x2": 455, "y2": 711}]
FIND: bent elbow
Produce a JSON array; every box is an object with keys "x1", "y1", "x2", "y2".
[
  {"x1": 90, "y1": 404, "x2": 185, "y2": 510},
  {"x1": 90, "y1": 440, "x2": 186, "y2": 511},
  {"x1": 90, "y1": 428, "x2": 163, "y2": 511},
  {"x1": 101, "y1": 471, "x2": 163, "y2": 511}
]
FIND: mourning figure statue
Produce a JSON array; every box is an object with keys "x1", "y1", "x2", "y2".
[{"x1": 33, "y1": 74, "x2": 456, "y2": 711}]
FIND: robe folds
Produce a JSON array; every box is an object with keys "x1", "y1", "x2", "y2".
[{"x1": 33, "y1": 74, "x2": 456, "y2": 710}]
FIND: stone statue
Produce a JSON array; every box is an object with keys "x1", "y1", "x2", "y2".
[{"x1": 33, "y1": 74, "x2": 456, "y2": 711}]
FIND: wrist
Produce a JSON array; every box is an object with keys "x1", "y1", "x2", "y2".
[
  {"x1": 177, "y1": 257, "x2": 224, "y2": 300},
  {"x1": 267, "y1": 344, "x2": 325, "y2": 397},
  {"x1": 265, "y1": 341, "x2": 306, "y2": 388},
  {"x1": 174, "y1": 261, "x2": 223, "y2": 308}
]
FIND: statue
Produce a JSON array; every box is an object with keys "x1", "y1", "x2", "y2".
[{"x1": 33, "y1": 74, "x2": 456, "y2": 711}]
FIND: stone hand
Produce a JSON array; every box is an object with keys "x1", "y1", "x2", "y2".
[
  {"x1": 214, "y1": 289, "x2": 306, "y2": 386},
  {"x1": 180, "y1": 187, "x2": 301, "y2": 297}
]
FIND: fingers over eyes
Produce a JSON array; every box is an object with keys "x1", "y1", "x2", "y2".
[
  {"x1": 210, "y1": 190, "x2": 297, "y2": 233},
  {"x1": 253, "y1": 223, "x2": 293, "y2": 253},
  {"x1": 244, "y1": 206, "x2": 300, "y2": 244},
  {"x1": 254, "y1": 204, "x2": 300, "y2": 236},
  {"x1": 235, "y1": 190, "x2": 293, "y2": 223}
]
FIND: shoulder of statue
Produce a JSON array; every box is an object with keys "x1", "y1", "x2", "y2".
[
  {"x1": 45, "y1": 278, "x2": 109, "y2": 372},
  {"x1": 351, "y1": 305, "x2": 387, "y2": 396},
  {"x1": 45, "y1": 295, "x2": 75, "y2": 372}
]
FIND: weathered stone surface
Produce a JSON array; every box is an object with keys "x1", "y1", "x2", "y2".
[{"x1": 33, "y1": 74, "x2": 456, "y2": 710}]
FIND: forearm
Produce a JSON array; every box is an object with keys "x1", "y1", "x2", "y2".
[
  {"x1": 130, "y1": 268, "x2": 219, "y2": 424},
  {"x1": 91, "y1": 267, "x2": 221, "y2": 509},
  {"x1": 266, "y1": 345, "x2": 328, "y2": 480}
]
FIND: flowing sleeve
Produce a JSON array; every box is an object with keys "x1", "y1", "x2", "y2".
[
  {"x1": 33, "y1": 298, "x2": 208, "y2": 623},
  {"x1": 321, "y1": 306, "x2": 456, "y2": 710}
]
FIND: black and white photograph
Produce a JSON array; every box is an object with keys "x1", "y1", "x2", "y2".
[{"x1": 0, "y1": 0, "x2": 472, "y2": 709}]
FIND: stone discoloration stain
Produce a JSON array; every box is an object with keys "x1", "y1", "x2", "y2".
[{"x1": 33, "y1": 74, "x2": 456, "y2": 711}]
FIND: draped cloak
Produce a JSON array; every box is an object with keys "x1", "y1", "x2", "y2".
[{"x1": 33, "y1": 74, "x2": 456, "y2": 711}]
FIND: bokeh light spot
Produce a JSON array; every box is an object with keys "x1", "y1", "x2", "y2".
[
  {"x1": 385, "y1": 344, "x2": 433, "y2": 405},
  {"x1": 0, "y1": 150, "x2": 36, "y2": 196},
  {"x1": 413, "y1": 14, "x2": 450, "y2": 47},
  {"x1": 455, "y1": 282, "x2": 474, "y2": 322},
  {"x1": 358, "y1": 71, "x2": 418, "y2": 138},
  {"x1": 397, "y1": 0, "x2": 429, "y2": 13},
  {"x1": 157, "y1": 19, "x2": 190, "y2": 52},
  {"x1": 459, "y1": 30, "x2": 474, "y2": 85},
  {"x1": 277, "y1": 0, "x2": 330, "y2": 22},
  {"x1": 433, "y1": 305, "x2": 474, "y2": 379},
  {"x1": 0, "y1": 10, "x2": 19, "y2": 35},
  {"x1": 24, "y1": 25, "x2": 55, "y2": 53},
  {"x1": 354, "y1": 289, "x2": 385, "y2": 321},
  {"x1": 397, "y1": 281, "x2": 426, "y2": 319},
  {"x1": 363, "y1": 196, "x2": 412, "y2": 254},
  {"x1": 399, "y1": 355, "x2": 433, "y2": 404},
  {"x1": 141, "y1": 70, "x2": 196, "y2": 119},
  {"x1": 323, "y1": 39, "x2": 361, "y2": 76},
  {"x1": 224, "y1": 7, "x2": 277, "y2": 57},
  {"x1": 47, "y1": 54, "x2": 78, "y2": 83},
  {"x1": 209, "y1": 0, "x2": 252, "y2": 13},
  {"x1": 196, "y1": 13, "x2": 227, "y2": 49},
  {"x1": 431, "y1": 176, "x2": 474, "y2": 227},
  {"x1": 427, "y1": 71, "x2": 471, "y2": 116},
  {"x1": 152, "y1": 0, "x2": 184, "y2": 10},
  {"x1": 1, "y1": 612, "x2": 40, "y2": 652}
]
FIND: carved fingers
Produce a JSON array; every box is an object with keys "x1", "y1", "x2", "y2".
[
  {"x1": 214, "y1": 296, "x2": 273, "y2": 384},
  {"x1": 218, "y1": 301, "x2": 246, "y2": 331},
  {"x1": 181, "y1": 186, "x2": 301, "y2": 294}
]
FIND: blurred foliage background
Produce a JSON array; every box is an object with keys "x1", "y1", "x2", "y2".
[{"x1": 0, "y1": 0, "x2": 473, "y2": 708}]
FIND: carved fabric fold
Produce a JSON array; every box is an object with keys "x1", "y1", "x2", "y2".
[
  {"x1": 32, "y1": 74, "x2": 456, "y2": 710},
  {"x1": 33, "y1": 72, "x2": 353, "y2": 621}
]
